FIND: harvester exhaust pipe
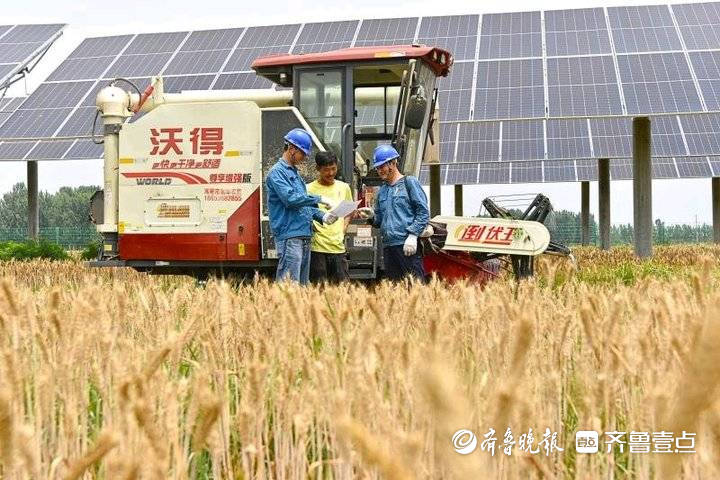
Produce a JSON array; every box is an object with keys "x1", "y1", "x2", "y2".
[{"x1": 95, "y1": 84, "x2": 134, "y2": 257}]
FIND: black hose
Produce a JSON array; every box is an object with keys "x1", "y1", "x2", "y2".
[
  {"x1": 90, "y1": 109, "x2": 103, "y2": 144},
  {"x1": 110, "y1": 77, "x2": 142, "y2": 99}
]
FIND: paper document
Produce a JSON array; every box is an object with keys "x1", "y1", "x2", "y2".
[{"x1": 329, "y1": 200, "x2": 361, "y2": 218}]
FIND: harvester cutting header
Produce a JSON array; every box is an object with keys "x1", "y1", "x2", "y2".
[{"x1": 89, "y1": 44, "x2": 567, "y2": 280}]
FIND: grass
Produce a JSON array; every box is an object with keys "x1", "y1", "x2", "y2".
[
  {"x1": 0, "y1": 238, "x2": 69, "y2": 261},
  {"x1": 0, "y1": 245, "x2": 719, "y2": 479}
]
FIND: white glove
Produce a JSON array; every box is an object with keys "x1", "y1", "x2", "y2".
[
  {"x1": 403, "y1": 234, "x2": 418, "y2": 256},
  {"x1": 318, "y1": 196, "x2": 333, "y2": 209},
  {"x1": 322, "y1": 212, "x2": 338, "y2": 225},
  {"x1": 357, "y1": 207, "x2": 374, "y2": 219}
]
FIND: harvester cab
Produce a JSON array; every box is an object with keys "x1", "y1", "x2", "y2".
[
  {"x1": 90, "y1": 44, "x2": 565, "y2": 281},
  {"x1": 251, "y1": 45, "x2": 450, "y2": 278}
]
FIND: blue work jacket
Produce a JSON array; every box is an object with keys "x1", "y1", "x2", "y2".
[
  {"x1": 266, "y1": 159, "x2": 324, "y2": 241},
  {"x1": 373, "y1": 175, "x2": 430, "y2": 247}
]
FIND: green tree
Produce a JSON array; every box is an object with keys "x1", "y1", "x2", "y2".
[{"x1": 0, "y1": 183, "x2": 98, "y2": 229}]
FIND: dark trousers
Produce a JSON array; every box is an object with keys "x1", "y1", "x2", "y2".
[
  {"x1": 310, "y1": 251, "x2": 349, "y2": 284},
  {"x1": 383, "y1": 245, "x2": 426, "y2": 282}
]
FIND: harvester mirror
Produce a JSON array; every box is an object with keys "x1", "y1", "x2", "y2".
[{"x1": 404, "y1": 92, "x2": 427, "y2": 130}]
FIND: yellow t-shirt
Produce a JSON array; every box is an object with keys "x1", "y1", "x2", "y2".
[{"x1": 307, "y1": 180, "x2": 353, "y2": 253}]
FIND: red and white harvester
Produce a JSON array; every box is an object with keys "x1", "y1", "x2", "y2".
[{"x1": 90, "y1": 45, "x2": 569, "y2": 282}]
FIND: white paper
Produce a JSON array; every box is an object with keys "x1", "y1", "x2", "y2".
[{"x1": 329, "y1": 200, "x2": 361, "y2": 218}]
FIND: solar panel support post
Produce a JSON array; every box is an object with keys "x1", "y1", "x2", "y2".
[
  {"x1": 580, "y1": 181, "x2": 590, "y2": 246},
  {"x1": 713, "y1": 177, "x2": 720, "y2": 244},
  {"x1": 27, "y1": 160, "x2": 38, "y2": 240},
  {"x1": 632, "y1": 117, "x2": 652, "y2": 259},
  {"x1": 454, "y1": 184, "x2": 463, "y2": 216},
  {"x1": 598, "y1": 158, "x2": 610, "y2": 250},
  {"x1": 430, "y1": 164, "x2": 441, "y2": 217}
]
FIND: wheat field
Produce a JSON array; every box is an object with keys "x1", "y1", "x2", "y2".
[{"x1": 1, "y1": 246, "x2": 719, "y2": 479}]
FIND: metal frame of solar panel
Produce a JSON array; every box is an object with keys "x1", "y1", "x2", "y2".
[{"x1": 0, "y1": 24, "x2": 65, "y2": 90}]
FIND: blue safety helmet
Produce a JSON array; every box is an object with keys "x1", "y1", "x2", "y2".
[
  {"x1": 284, "y1": 128, "x2": 312, "y2": 156},
  {"x1": 372, "y1": 144, "x2": 400, "y2": 169}
]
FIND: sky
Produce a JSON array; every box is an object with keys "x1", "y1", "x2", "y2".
[{"x1": 0, "y1": 0, "x2": 715, "y2": 225}]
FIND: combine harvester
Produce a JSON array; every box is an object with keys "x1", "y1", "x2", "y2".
[{"x1": 89, "y1": 44, "x2": 570, "y2": 282}]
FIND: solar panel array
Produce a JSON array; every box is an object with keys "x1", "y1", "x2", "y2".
[
  {"x1": 0, "y1": 24, "x2": 65, "y2": 89},
  {"x1": 0, "y1": 96, "x2": 25, "y2": 125},
  {"x1": 419, "y1": 155, "x2": 720, "y2": 185},
  {"x1": 0, "y1": 5, "x2": 719, "y2": 186}
]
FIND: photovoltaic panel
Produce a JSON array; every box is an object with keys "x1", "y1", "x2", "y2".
[
  {"x1": 511, "y1": 160, "x2": 543, "y2": 183},
  {"x1": 0, "y1": 109, "x2": 73, "y2": 138},
  {"x1": 213, "y1": 72, "x2": 274, "y2": 89},
  {"x1": 456, "y1": 121, "x2": 500, "y2": 163},
  {"x1": 0, "y1": 44, "x2": 47, "y2": 63},
  {"x1": 0, "y1": 140, "x2": 36, "y2": 159},
  {"x1": 650, "y1": 115, "x2": 687, "y2": 156},
  {"x1": 478, "y1": 162, "x2": 510, "y2": 184},
  {"x1": 478, "y1": 11, "x2": 542, "y2": 59},
  {"x1": 672, "y1": 2, "x2": 720, "y2": 50},
  {"x1": 610, "y1": 158, "x2": 633, "y2": 179},
  {"x1": 607, "y1": 5, "x2": 682, "y2": 53},
  {"x1": 439, "y1": 122, "x2": 456, "y2": 163},
  {"x1": 19, "y1": 81, "x2": 95, "y2": 109},
  {"x1": 675, "y1": 156, "x2": 712, "y2": 177},
  {"x1": 47, "y1": 57, "x2": 113, "y2": 82},
  {"x1": 576, "y1": 159, "x2": 598, "y2": 181},
  {"x1": 104, "y1": 53, "x2": 175, "y2": 79},
  {"x1": 0, "y1": 64, "x2": 17, "y2": 80},
  {"x1": 57, "y1": 107, "x2": 99, "y2": 138},
  {"x1": 64, "y1": 139, "x2": 104, "y2": 159},
  {"x1": 617, "y1": 53, "x2": 702, "y2": 114},
  {"x1": 417, "y1": 15, "x2": 479, "y2": 61},
  {"x1": 164, "y1": 50, "x2": 231, "y2": 75},
  {"x1": 546, "y1": 118, "x2": 591, "y2": 159},
  {"x1": 590, "y1": 117, "x2": 632, "y2": 158},
  {"x1": 68, "y1": 35, "x2": 133, "y2": 58},
  {"x1": 474, "y1": 59, "x2": 544, "y2": 119},
  {"x1": 123, "y1": 32, "x2": 185, "y2": 55},
  {"x1": 688, "y1": 51, "x2": 720, "y2": 110},
  {"x1": 709, "y1": 156, "x2": 720, "y2": 175},
  {"x1": 292, "y1": 21, "x2": 358, "y2": 54},
  {"x1": 437, "y1": 61, "x2": 473, "y2": 121},
  {"x1": 164, "y1": 75, "x2": 215, "y2": 92},
  {"x1": 0, "y1": 97, "x2": 24, "y2": 112},
  {"x1": 680, "y1": 113, "x2": 720, "y2": 154},
  {"x1": 27, "y1": 140, "x2": 73, "y2": 160},
  {"x1": 547, "y1": 56, "x2": 622, "y2": 116},
  {"x1": 354, "y1": 18, "x2": 418, "y2": 47},
  {"x1": 545, "y1": 8, "x2": 611, "y2": 56},
  {"x1": 446, "y1": 163, "x2": 479, "y2": 184},
  {"x1": 226, "y1": 46, "x2": 288, "y2": 72},
  {"x1": 1, "y1": 24, "x2": 64, "y2": 43},
  {"x1": 180, "y1": 28, "x2": 244, "y2": 51},
  {"x1": 224, "y1": 24, "x2": 300, "y2": 72},
  {"x1": 544, "y1": 159, "x2": 577, "y2": 182},
  {"x1": 241, "y1": 24, "x2": 300, "y2": 49},
  {"x1": 651, "y1": 157, "x2": 678, "y2": 178},
  {"x1": 502, "y1": 120, "x2": 544, "y2": 161}
]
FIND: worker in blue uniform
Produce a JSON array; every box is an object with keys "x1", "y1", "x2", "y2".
[
  {"x1": 358, "y1": 145, "x2": 430, "y2": 281},
  {"x1": 266, "y1": 128, "x2": 338, "y2": 284}
]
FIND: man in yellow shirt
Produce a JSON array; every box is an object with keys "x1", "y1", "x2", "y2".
[{"x1": 307, "y1": 151, "x2": 353, "y2": 283}]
